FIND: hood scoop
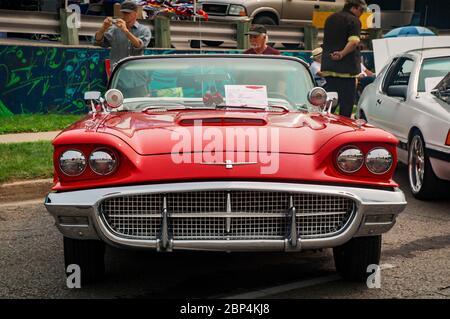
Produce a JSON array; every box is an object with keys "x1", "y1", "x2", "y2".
[{"x1": 177, "y1": 114, "x2": 268, "y2": 126}]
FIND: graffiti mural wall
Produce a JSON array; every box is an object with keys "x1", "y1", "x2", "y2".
[
  {"x1": 0, "y1": 45, "x2": 108, "y2": 115},
  {"x1": 0, "y1": 44, "x2": 374, "y2": 115}
]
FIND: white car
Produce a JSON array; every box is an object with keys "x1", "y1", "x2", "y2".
[{"x1": 358, "y1": 47, "x2": 450, "y2": 200}]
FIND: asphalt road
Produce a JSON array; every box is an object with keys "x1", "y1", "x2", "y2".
[{"x1": 0, "y1": 165, "x2": 449, "y2": 299}]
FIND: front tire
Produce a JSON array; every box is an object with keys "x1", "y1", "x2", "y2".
[
  {"x1": 63, "y1": 237, "x2": 105, "y2": 285},
  {"x1": 408, "y1": 131, "x2": 445, "y2": 200},
  {"x1": 333, "y1": 236, "x2": 381, "y2": 282}
]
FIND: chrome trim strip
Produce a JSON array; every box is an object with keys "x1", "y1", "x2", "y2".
[{"x1": 105, "y1": 211, "x2": 349, "y2": 218}]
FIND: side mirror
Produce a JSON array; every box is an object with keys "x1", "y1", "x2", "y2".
[
  {"x1": 387, "y1": 85, "x2": 408, "y2": 100},
  {"x1": 326, "y1": 92, "x2": 339, "y2": 108},
  {"x1": 105, "y1": 89, "x2": 124, "y2": 108},
  {"x1": 84, "y1": 91, "x2": 101, "y2": 101},
  {"x1": 307, "y1": 87, "x2": 328, "y2": 107}
]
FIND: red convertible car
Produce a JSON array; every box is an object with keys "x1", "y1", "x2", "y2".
[{"x1": 45, "y1": 55, "x2": 406, "y2": 284}]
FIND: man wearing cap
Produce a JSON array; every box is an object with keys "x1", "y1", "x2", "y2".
[
  {"x1": 94, "y1": 1, "x2": 151, "y2": 73},
  {"x1": 309, "y1": 47, "x2": 326, "y2": 87},
  {"x1": 321, "y1": 0, "x2": 367, "y2": 118},
  {"x1": 244, "y1": 25, "x2": 280, "y2": 55}
]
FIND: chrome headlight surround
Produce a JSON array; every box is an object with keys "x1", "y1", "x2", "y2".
[
  {"x1": 89, "y1": 148, "x2": 118, "y2": 176},
  {"x1": 336, "y1": 146, "x2": 364, "y2": 173},
  {"x1": 59, "y1": 150, "x2": 87, "y2": 177},
  {"x1": 228, "y1": 4, "x2": 246, "y2": 16},
  {"x1": 365, "y1": 147, "x2": 393, "y2": 175}
]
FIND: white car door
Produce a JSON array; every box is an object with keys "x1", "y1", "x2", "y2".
[{"x1": 371, "y1": 57, "x2": 415, "y2": 140}]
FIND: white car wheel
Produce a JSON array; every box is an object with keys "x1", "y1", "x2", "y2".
[
  {"x1": 408, "y1": 134, "x2": 425, "y2": 194},
  {"x1": 408, "y1": 132, "x2": 446, "y2": 200}
]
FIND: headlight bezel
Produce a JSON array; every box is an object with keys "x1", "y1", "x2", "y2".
[
  {"x1": 228, "y1": 4, "x2": 246, "y2": 16},
  {"x1": 88, "y1": 148, "x2": 118, "y2": 176},
  {"x1": 59, "y1": 149, "x2": 87, "y2": 177},
  {"x1": 365, "y1": 147, "x2": 393, "y2": 175},
  {"x1": 336, "y1": 145, "x2": 365, "y2": 173}
]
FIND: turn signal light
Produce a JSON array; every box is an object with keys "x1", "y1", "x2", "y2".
[{"x1": 446, "y1": 130, "x2": 450, "y2": 146}]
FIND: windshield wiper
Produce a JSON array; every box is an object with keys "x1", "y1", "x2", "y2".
[
  {"x1": 141, "y1": 103, "x2": 189, "y2": 112},
  {"x1": 215, "y1": 104, "x2": 290, "y2": 112},
  {"x1": 215, "y1": 104, "x2": 268, "y2": 111},
  {"x1": 267, "y1": 105, "x2": 290, "y2": 112}
]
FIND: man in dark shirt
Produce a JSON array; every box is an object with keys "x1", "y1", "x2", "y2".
[
  {"x1": 321, "y1": 0, "x2": 367, "y2": 118},
  {"x1": 244, "y1": 25, "x2": 280, "y2": 55}
]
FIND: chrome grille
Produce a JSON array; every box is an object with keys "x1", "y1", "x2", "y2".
[
  {"x1": 232, "y1": 191, "x2": 289, "y2": 214},
  {"x1": 170, "y1": 217, "x2": 288, "y2": 240},
  {"x1": 99, "y1": 191, "x2": 355, "y2": 240},
  {"x1": 230, "y1": 217, "x2": 288, "y2": 239},
  {"x1": 101, "y1": 194, "x2": 161, "y2": 238},
  {"x1": 167, "y1": 191, "x2": 226, "y2": 213},
  {"x1": 202, "y1": 4, "x2": 228, "y2": 15},
  {"x1": 171, "y1": 217, "x2": 226, "y2": 240},
  {"x1": 294, "y1": 194, "x2": 354, "y2": 238}
]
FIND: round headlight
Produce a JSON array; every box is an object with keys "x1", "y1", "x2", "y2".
[
  {"x1": 365, "y1": 148, "x2": 393, "y2": 174},
  {"x1": 89, "y1": 149, "x2": 117, "y2": 175},
  {"x1": 337, "y1": 146, "x2": 364, "y2": 173},
  {"x1": 59, "y1": 150, "x2": 86, "y2": 176}
]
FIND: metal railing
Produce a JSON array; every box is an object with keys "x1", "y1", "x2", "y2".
[
  {"x1": 0, "y1": 9, "x2": 59, "y2": 35},
  {"x1": 5, "y1": 9, "x2": 446, "y2": 49},
  {"x1": 171, "y1": 20, "x2": 235, "y2": 42},
  {"x1": 0, "y1": 9, "x2": 308, "y2": 49}
]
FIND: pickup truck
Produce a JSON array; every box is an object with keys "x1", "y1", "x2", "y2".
[
  {"x1": 198, "y1": 0, "x2": 345, "y2": 26},
  {"x1": 197, "y1": 0, "x2": 416, "y2": 48},
  {"x1": 197, "y1": 0, "x2": 345, "y2": 48}
]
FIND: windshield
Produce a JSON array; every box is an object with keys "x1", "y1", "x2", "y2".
[
  {"x1": 418, "y1": 56, "x2": 450, "y2": 92},
  {"x1": 109, "y1": 56, "x2": 315, "y2": 112}
]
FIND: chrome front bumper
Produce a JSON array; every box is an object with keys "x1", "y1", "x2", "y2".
[{"x1": 45, "y1": 181, "x2": 406, "y2": 252}]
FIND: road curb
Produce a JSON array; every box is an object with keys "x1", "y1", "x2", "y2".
[{"x1": 0, "y1": 179, "x2": 53, "y2": 203}]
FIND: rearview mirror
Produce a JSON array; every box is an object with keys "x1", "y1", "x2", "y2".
[{"x1": 387, "y1": 85, "x2": 407, "y2": 100}]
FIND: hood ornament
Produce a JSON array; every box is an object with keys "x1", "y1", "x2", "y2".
[{"x1": 201, "y1": 159, "x2": 257, "y2": 169}]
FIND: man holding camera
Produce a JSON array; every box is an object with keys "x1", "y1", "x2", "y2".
[{"x1": 94, "y1": 1, "x2": 151, "y2": 73}]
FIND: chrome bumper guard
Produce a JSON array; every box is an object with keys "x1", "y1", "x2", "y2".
[{"x1": 45, "y1": 181, "x2": 407, "y2": 252}]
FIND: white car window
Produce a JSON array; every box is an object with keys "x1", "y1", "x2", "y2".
[{"x1": 382, "y1": 58, "x2": 414, "y2": 93}]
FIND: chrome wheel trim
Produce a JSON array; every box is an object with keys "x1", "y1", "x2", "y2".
[{"x1": 408, "y1": 135, "x2": 425, "y2": 193}]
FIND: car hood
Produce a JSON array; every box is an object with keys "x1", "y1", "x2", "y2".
[{"x1": 92, "y1": 110, "x2": 357, "y2": 155}]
